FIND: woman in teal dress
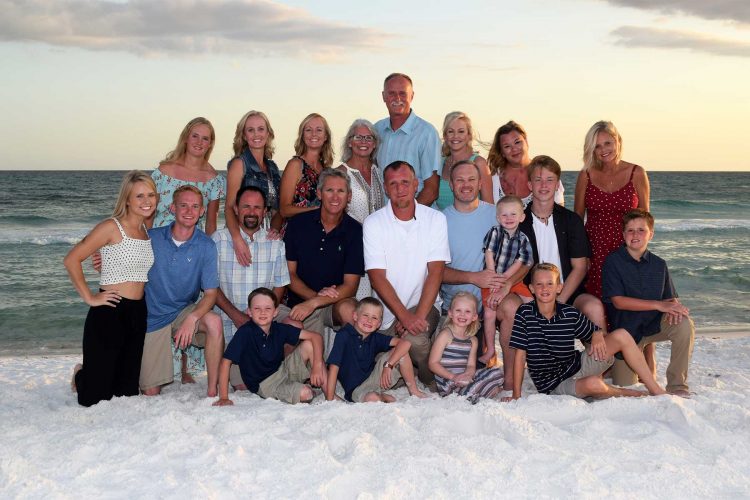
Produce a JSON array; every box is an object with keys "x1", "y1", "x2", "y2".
[
  {"x1": 436, "y1": 111, "x2": 493, "y2": 210},
  {"x1": 151, "y1": 117, "x2": 226, "y2": 384}
]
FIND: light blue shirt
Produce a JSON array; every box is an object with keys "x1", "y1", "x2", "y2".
[
  {"x1": 374, "y1": 110, "x2": 441, "y2": 194},
  {"x1": 145, "y1": 224, "x2": 219, "y2": 332},
  {"x1": 440, "y1": 201, "x2": 497, "y2": 310}
]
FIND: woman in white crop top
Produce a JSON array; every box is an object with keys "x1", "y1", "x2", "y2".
[{"x1": 63, "y1": 170, "x2": 156, "y2": 407}]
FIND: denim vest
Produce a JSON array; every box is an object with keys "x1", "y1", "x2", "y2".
[{"x1": 229, "y1": 149, "x2": 281, "y2": 210}]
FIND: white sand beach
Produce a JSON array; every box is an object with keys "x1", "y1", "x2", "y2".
[{"x1": 2, "y1": 333, "x2": 750, "y2": 499}]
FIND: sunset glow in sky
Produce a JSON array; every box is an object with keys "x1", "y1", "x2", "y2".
[{"x1": 1, "y1": 0, "x2": 748, "y2": 171}]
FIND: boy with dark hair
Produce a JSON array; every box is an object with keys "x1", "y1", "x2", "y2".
[
  {"x1": 325, "y1": 297, "x2": 426, "y2": 403},
  {"x1": 510, "y1": 264, "x2": 666, "y2": 399},
  {"x1": 602, "y1": 209, "x2": 695, "y2": 397},
  {"x1": 213, "y1": 287, "x2": 327, "y2": 406}
]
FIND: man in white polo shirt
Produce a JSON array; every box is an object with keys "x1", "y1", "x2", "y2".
[{"x1": 363, "y1": 161, "x2": 450, "y2": 386}]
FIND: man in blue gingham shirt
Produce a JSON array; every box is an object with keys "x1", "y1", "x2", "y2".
[{"x1": 212, "y1": 186, "x2": 290, "y2": 344}]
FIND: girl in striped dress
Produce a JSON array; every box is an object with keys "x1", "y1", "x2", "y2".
[{"x1": 429, "y1": 292, "x2": 504, "y2": 403}]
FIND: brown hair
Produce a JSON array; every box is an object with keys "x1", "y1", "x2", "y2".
[
  {"x1": 294, "y1": 113, "x2": 334, "y2": 168},
  {"x1": 247, "y1": 287, "x2": 279, "y2": 308},
  {"x1": 622, "y1": 208, "x2": 655, "y2": 231},
  {"x1": 487, "y1": 120, "x2": 528, "y2": 176},
  {"x1": 527, "y1": 155, "x2": 562, "y2": 180}
]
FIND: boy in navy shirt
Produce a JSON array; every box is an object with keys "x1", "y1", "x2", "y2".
[
  {"x1": 509, "y1": 263, "x2": 666, "y2": 399},
  {"x1": 603, "y1": 209, "x2": 694, "y2": 397},
  {"x1": 213, "y1": 288, "x2": 327, "y2": 405},
  {"x1": 325, "y1": 298, "x2": 426, "y2": 403}
]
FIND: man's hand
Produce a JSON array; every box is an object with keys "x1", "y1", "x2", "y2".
[
  {"x1": 485, "y1": 287, "x2": 510, "y2": 310},
  {"x1": 660, "y1": 299, "x2": 689, "y2": 325},
  {"x1": 317, "y1": 286, "x2": 340, "y2": 299},
  {"x1": 173, "y1": 317, "x2": 197, "y2": 349},
  {"x1": 473, "y1": 269, "x2": 506, "y2": 290},
  {"x1": 397, "y1": 310, "x2": 429, "y2": 336},
  {"x1": 91, "y1": 251, "x2": 102, "y2": 273}
]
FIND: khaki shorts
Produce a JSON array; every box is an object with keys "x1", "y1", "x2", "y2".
[
  {"x1": 228, "y1": 305, "x2": 292, "y2": 389},
  {"x1": 257, "y1": 348, "x2": 311, "y2": 404},
  {"x1": 351, "y1": 351, "x2": 402, "y2": 402},
  {"x1": 302, "y1": 304, "x2": 334, "y2": 334},
  {"x1": 551, "y1": 353, "x2": 614, "y2": 397},
  {"x1": 140, "y1": 304, "x2": 206, "y2": 390}
]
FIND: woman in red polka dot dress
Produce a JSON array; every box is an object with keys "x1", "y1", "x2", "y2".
[{"x1": 574, "y1": 121, "x2": 650, "y2": 300}]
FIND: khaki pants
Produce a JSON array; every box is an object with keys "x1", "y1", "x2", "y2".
[
  {"x1": 257, "y1": 348, "x2": 311, "y2": 404},
  {"x1": 381, "y1": 306, "x2": 440, "y2": 386},
  {"x1": 611, "y1": 314, "x2": 695, "y2": 392}
]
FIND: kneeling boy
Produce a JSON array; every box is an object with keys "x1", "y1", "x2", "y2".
[
  {"x1": 509, "y1": 263, "x2": 666, "y2": 399},
  {"x1": 213, "y1": 287, "x2": 327, "y2": 406},
  {"x1": 325, "y1": 297, "x2": 426, "y2": 403},
  {"x1": 603, "y1": 209, "x2": 695, "y2": 397}
]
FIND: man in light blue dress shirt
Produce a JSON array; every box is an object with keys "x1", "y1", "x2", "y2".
[{"x1": 374, "y1": 73, "x2": 441, "y2": 206}]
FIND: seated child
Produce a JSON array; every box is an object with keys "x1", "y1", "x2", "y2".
[
  {"x1": 509, "y1": 263, "x2": 667, "y2": 399},
  {"x1": 213, "y1": 287, "x2": 327, "y2": 406},
  {"x1": 325, "y1": 297, "x2": 426, "y2": 403},
  {"x1": 428, "y1": 292, "x2": 505, "y2": 403},
  {"x1": 602, "y1": 209, "x2": 695, "y2": 397},
  {"x1": 480, "y1": 195, "x2": 534, "y2": 365}
]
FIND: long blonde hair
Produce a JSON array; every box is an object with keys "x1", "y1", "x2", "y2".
[
  {"x1": 112, "y1": 170, "x2": 156, "y2": 219},
  {"x1": 294, "y1": 113, "x2": 334, "y2": 167},
  {"x1": 583, "y1": 120, "x2": 622, "y2": 171},
  {"x1": 487, "y1": 120, "x2": 528, "y2": 176},
  {"x1": 161, "y1": 117, "x2": 215, "y2": 165},
  {"x1": 441, "y1": 111, "x2": 488, "y2": 157},
  {"x1": 443, "y1": 292, "x2": 481, "y2": 337},
  {"x1": 232, "y1": 110, "x2": 275, "y2": 159}
]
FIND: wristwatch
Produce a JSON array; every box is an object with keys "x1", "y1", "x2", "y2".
[{"x1": 384, "y1": 361, "x2": 396, "y2": 370}]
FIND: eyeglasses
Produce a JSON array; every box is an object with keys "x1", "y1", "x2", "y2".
[{"x1": 352, "y1": 134, "x2": 375, "y2": 143}]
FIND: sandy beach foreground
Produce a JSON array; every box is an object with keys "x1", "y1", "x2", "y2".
[{"x1": 2, "y1": 335, "x2": 750, "y2": 499}]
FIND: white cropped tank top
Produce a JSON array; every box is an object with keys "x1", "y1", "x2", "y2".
[{"x1": 99, "y1": 218, "x2": 154, "y2": 285}]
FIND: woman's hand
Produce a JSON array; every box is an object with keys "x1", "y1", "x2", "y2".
[
  {"x1": 232, "y1": 234, "x2": 252, "y2": 266},
  {"x1": 87, "y1": 289, "x2": 121, "y2": 308}
]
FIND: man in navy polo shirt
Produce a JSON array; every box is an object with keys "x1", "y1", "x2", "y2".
[
  {"x1": 141, "y1": 185, "x2": 224, "y2": 398},
  {"x1": 283, "y1": 168, "x2": 364, "y2": 339}
]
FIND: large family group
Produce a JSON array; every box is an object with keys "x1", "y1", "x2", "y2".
[{"x1": 64, "y1": 73, "x2": 695, "y2": 408}]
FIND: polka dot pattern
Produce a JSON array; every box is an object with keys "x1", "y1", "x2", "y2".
[
  {"x1": 100, "y1": 218, "x2": 155, "y2": 285},
  {"x1": 583, "y1": 167, "x2": 639, "y2": 298}
]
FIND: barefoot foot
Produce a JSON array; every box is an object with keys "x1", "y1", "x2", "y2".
[{"x1": 71, "y1": 363, "x2": 82, "y2": 393}]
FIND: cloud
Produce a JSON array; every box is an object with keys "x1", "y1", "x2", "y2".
[
  {"x1": 602, "y1": 0, "x2": 750, "y2": 24},
  {"x1": 612, "y1": 25, "x2": 750, "y2": 57},
  {"x1": 0, "y1": 0, "x2": 391, "y2": 61}
]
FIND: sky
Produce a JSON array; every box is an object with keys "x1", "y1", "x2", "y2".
[{"x1": 1, "y1": 0, "x2": 748, "y2": 172}]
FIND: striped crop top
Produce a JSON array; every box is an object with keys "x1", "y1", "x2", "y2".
[{"x1": 99, "y1": 218, "x2": 155, "y2": 285}]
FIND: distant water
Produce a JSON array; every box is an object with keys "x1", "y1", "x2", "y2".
[{"x1": 0, "y1": 170, "x2": 748, "y2": 355}]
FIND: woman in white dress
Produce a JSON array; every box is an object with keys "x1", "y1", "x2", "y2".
[{"x1": 336, "y1": 119, "x2": 385, "y2": 298}]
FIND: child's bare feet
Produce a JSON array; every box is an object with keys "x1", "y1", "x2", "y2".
[
  {"x1": 668, "y1": 389, "x2": 691, "y2": 398},
  {"x1": 71, "y1": 363, "x2": 82, "y2": 392},
  {"x1": 478, "y1": 349, "x2": 495, "y2": 366},
  {"x1": 408, "y1": 385, "x2": 428, "y2": 399},
  {"x1": 181, "y1": 372, "x2": 196, "y2": 384}
]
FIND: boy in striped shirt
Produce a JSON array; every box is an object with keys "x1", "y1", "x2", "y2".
[{"x1": 509, "y1": 263, "x2": 666, "y2": 399}]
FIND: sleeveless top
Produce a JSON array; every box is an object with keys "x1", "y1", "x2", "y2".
[
  {"x1": 436, "y1": 153, "x2": 478, "y2": 210},
  {"x1": 583, "y1": 165, "x2": 639, "y2": 298},
  {"x1": 292, "y1": 155, "x2": 322, "y2": 209},
  {"x1": 231, "y1": 149, "x2": 281, "y2": 210},
  {"x1": 434, "y1": 328, "x2": 505, "y2": 401},
  {"x1": 100, "y1": 218, "x2": 154, "y2": 285}
]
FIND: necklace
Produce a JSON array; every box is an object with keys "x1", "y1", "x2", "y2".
[{"x1": 532, "y1": 207, "x2": 553, "y2": 225}]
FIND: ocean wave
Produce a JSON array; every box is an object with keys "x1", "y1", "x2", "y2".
[
  {"x1": 656, "y1": 219, "x2": 750, "y2": 232},
  {"x1": 0, "y1": 227, "x2": 86, "y2": 245}
]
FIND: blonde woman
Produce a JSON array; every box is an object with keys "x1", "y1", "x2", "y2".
[
  {"x1": 225, "y1": 110, "x2": 282, "y2": 266},
  {"x1": 64, "y1": 171, "x2": 156, "y2": 406},
  {"x1": 437, "y1": 111, "x2": 492, "y2": 210},
  {"x1": 278, "y1": 113, "x2": 334, "y2": 220}
]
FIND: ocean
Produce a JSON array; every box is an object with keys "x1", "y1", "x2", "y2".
[{"x1": 0, "y1": 170, "x2": 748, "y2": 355}]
